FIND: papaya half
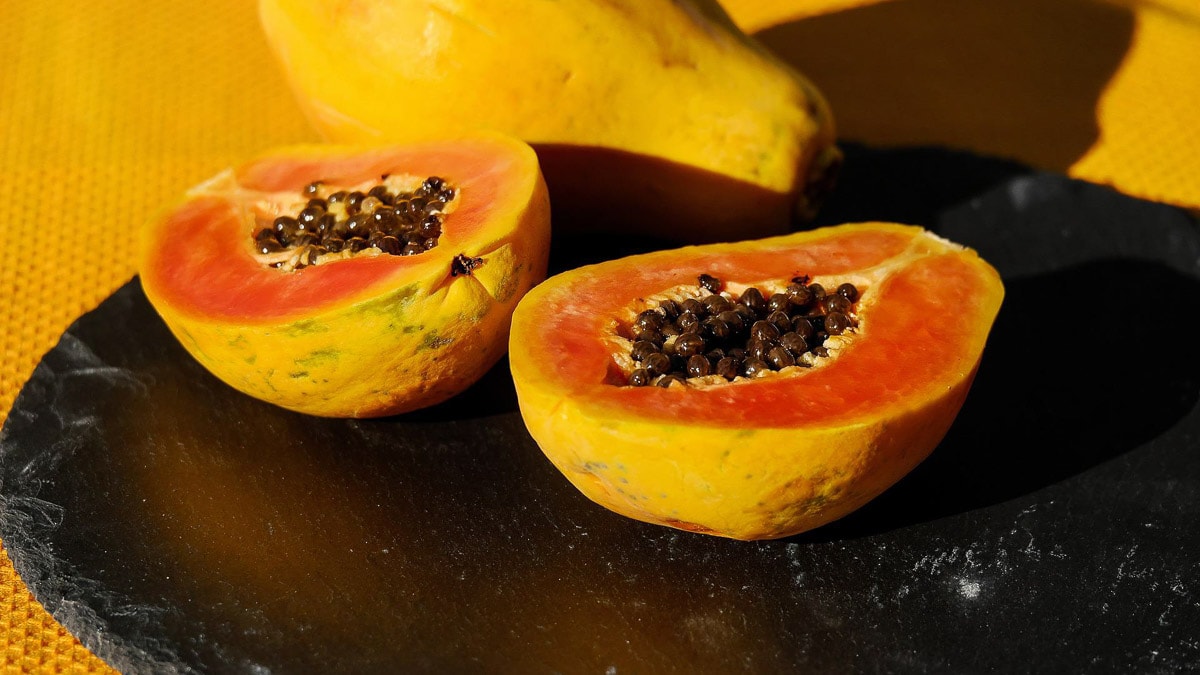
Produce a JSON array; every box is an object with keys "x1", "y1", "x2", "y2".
[
  {"x1": 509, "y1": 223, "x2": 1003, "y2": 540},
  {"x1": 257, "y1": 0, "x2": 840, "y2": 243},
  {"x1": 140, "y1": 134, "x2": 551, "y2": 418}
]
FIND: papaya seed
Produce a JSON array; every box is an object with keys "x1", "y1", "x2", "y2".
[
  {"x1": 686, "y1": 354, "x2": 711, "y2": 378},
  {"x1": 630, "y1": 340, "x2": 659, "y2": 362},
  {"x1": 741, "y1": 358, "x2": 769, "y2": 377},
  {"x1": 702, "y1": 317, "x2": 731, "y2": 341},
  {"x1": 655, "y1": 374, "x2": 686, "y2": 388},
  {"x1": 740, "y1": 287, "x2": 766, "y2": 315},
  {"x1": 768, "y1": 293, "x2": 791, "y2": 314},
  {"x1": 766, "y1": 346, "x2": 796, "y2": 370},
  {"x1": 702, "y1": 294, "x2": 730, "y2": 315},
  {"x1": 644, "y1": 353, "x2": 671, "y2": 377},
  {"x1": 715, "y1": 356, "x2": 740, "y2": 380},
  {"x1": 658, "y1": 299, "x2": 682, "y2": 320},
  {"x1": 674, "y1": 333, "x2": 706, "y2": 359},
  {"x1": 779, "y1": 332, "x2": 808, "y2": 355},
  {"x1": 825, "y1": 311, "x2": 851, "y2": 335},
  {"x1": 367, "y1": 185, "x2": 393, "y2": 205},
  {"x1": 680, "y1": 298, "x2": 706, "y2": 317}
]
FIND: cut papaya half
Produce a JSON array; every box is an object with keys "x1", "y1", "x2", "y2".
[
  {"x1": 509, "y1": 223, "x2": 1003, "y2": 540},
  {"x1": 140, "y1": 134, "x2": 551, "y2": 418}
]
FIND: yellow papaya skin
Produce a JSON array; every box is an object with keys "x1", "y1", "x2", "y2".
[
  {"x1": 141, "y1": 137, "x2": 551, "y2": 418},
  {"x1": 258, "y1": 0, "x2": 840, "y2": 242},
  {"x1": 509, "y1": 223, "x2": 1004, "y2": 540},
  {"x1": 163, "y1": 233, "x2": 536, "y2": 418}
]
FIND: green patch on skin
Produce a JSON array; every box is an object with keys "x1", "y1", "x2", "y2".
[
  {"x1": 263, "y1": 369, "x2": 278, "y2": 392},
  {"x1": 582, "y1": 461, "x2": 609, "y2": 471},
  {"x1": 285, "y1": 319, "x2": 330, "y2": 337},
  {"x1": 244, "y1": 355, "x2": 257, "y2": 365},
  {"x1": 493, "y1": 264, "x2": 523, "y2": 303},
  {"x1": 361, "y1": 283, "x2": 421, "y2": 321},
  {"x1": 227, "y1": 334, "x2": 250, "y2": 349},
  {"x1": 402, "y1": 324, "x2": 423, "y2": 334},
  {"x1": 419, "y1": 329, "x2": 452, "y2": 350},
  {"x1": 803, "y1": 495, "x2": 829, "y2": 512},
  {"x1": 469, "y1": 303, "x2": 491, "y2": 323},
  {"x1": 177, "y1": 326, "x2": 199, "y2": 350},
  {"x1": 295, "y1": 348, "x2": 340, "y2": 367},
  {"x1": 289, "y1": 370, "x2": 310, "y2": 379}
]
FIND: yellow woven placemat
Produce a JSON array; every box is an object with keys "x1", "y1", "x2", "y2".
[
  {"x1": 0, "y1": 1, "x2": 315, "y2": 672},
  {"x1": 724, "y1": 0, "x2": 1200, "y2": 211},
  {"x1": 1, "y1": 0, "x2": 1197, "y2": 671}
]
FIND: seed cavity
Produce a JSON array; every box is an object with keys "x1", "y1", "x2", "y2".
[
  {"x1": 252, "y1": 175, "x2": 458, "y2": 272},
  {"x1": 618, "y1": 274, "x2": 861, "y2": 388}
]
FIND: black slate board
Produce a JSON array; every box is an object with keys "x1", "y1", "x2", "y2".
[{"x1": 2, "y1": 145, "x2": 1199, "y2": 674}]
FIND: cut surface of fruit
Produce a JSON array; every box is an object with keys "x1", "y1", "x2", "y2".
[
  {"x1": 509, "y1": 223, "x2": 1003, "y2": 540},
  {"x1": 141, "y1": 134, "x2": 551, "y2": 418}
]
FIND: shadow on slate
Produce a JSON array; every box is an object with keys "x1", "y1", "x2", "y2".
[
  {"x1": 812, "y1": 142, "x2": 1035, "y2": 229},
  {"x1": 812, "y1": 256, "x2": 1200, "y2": 542},
  {"x1": 2, "y1": 146, "x2": 1199, "y2": 674}
]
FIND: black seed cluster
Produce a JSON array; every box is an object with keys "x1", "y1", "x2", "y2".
[
  {"x1": 624, "y1": 274, "x2": 861, "y2": 387},
  {"x1": 253, "y1": 176, "x2": 458, "y2": 269}
]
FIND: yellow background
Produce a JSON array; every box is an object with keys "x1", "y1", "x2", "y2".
[{"x1": 2, "y1": 0, "x2": 1197, "y2": 670}]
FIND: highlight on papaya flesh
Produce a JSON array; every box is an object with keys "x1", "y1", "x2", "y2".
[
  {"x1": 140, "y1": 134, "x2": 551, "y2": 418},
  {"x1": 257, "y1": 0, "x2": 841, "y2": 243},
  {"x1": 509, "y1": 223, "x2": 1004, "y2": 540}
]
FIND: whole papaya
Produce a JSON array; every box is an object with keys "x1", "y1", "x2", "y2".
[{"x1": 258, "y1": 0, "x2": 840, "y2": 243}]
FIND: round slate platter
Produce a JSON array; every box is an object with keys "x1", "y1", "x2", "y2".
[{"x1": 2, "y1": 145, "x2": 1199, "y2": 674}]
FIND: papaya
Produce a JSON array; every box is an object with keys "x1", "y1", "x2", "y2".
[
  {"x1": 140, "y1": 134, "x2": 551, "y2": 418},
  {"x1": 509, "y1": 223, "x2": 1003, "y2": 540},
  {"x1": 257, "y1": 0, "x2": 840, "y2": 243}
]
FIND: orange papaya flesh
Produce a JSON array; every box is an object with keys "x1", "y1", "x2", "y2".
[
  {"x1": 141, "y1": 135, "x2": 551, "y2": 418},
  {"x1": 509, "y1": 223, "x2": 1003, "y2": 540}
]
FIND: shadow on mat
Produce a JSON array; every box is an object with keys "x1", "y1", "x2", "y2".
[{"x1": 755, "y1": 0, "x2": 1135, "y2": 172}]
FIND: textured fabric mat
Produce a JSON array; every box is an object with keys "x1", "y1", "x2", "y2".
[{"x1": 2, "y1": 0, "x2": 1197, "y2": 670}]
